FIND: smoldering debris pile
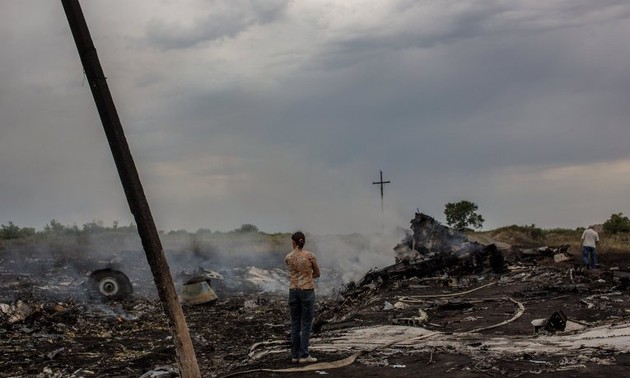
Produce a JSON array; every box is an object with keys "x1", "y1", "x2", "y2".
[
  {"x1": 342, "y1": 212, "x2": 508, "y2": 292},
  {"x1": 316, "y1": 213, "x2": 593, "y2": 324}
]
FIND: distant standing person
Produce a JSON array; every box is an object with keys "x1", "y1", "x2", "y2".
[
  {"x1": 285, "y1": 231, "x2": 321, "y2": 363},
  {"x1": 581, "y1": 226, "x2": 600, "y2": 270}
]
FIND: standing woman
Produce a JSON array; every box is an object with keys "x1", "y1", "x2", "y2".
[{"x1": 285, "y1": 231, "x2": 321, "y2": 363}]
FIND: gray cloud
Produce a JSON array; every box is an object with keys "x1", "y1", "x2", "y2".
[
  {"x1": 145, "y1": 0, "x2": 290, "y2": 49},
  {"x1": 2, "y1": 0, "x2": 630, "y2": 236}
]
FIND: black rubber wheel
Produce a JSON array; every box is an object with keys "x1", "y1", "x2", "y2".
[{"x1": 88, "y1": 268, "x2": 133, "y2": 300}]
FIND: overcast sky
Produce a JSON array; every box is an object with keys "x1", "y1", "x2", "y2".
[{"x1": 1, "y1": 0, "x2": 630, "y2": 235}]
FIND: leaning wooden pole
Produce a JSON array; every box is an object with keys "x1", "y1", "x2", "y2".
[{"x1": 60, "y1": 1, "x2": 201, "y2": 376}]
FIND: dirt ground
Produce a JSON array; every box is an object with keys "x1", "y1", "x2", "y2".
[{"x1": 1, "y1": 247, "x2": 630, "y2": 377}]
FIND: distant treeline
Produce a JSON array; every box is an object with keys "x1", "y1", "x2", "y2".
[
  {"x1": 0, "y1": 220, "x2": 277, "y2": 241},
  {"x1": 487, "y1": 211, "x2": 630, "y2": 239}
]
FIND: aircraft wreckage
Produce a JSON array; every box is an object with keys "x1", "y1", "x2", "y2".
[
  {"x1": 355, "y1": 212, "x2": 507, "y2": 288},
  {"x1": 2, "y1": 212, "x2": 630, "y2": 377}
]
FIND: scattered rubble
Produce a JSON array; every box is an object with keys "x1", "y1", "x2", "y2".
[
  {"x1": 180, "y1": 268, "x2": 222, "y2": 305},
  {"x1": 1, "y1": 213, "x2": 630, "y2": 377}
]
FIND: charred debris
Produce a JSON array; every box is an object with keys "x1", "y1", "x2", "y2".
[
  {"x1": 2, "y1": 212, "x2": 630, "y2": 377},
  {"x1": 356, "y1": 212, "x2": 507, "y2": 288},
  {"x1": 340, "y1": 212, "x2": 579, "y2": 292},
  {"x1": 314, "y1": 212, "x2": 625, "y2": 333}
]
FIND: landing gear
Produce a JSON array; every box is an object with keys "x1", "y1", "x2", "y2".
[{"x1": 88, "y1": 268, "x2": 133, "y2": 300}]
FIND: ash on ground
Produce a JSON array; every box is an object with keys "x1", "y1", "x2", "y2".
[{"x1": 2, "y1": 213, "x2": 630, "y2": 377}]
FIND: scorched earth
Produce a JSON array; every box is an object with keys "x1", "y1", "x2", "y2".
[{"x1": 1, "y1": 216, "x2": 630, "y2": 377}]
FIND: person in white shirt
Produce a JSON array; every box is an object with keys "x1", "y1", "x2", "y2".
[{"x1": 581, "y1": 226, "x2": 599, "y2": 270}]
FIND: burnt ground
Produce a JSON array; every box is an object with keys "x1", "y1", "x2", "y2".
[{"x1": 1, "y1": 250, "x2": 630, "y2": 377}]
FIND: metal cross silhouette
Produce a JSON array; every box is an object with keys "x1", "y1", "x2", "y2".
[{"x1": 372, "y1": 170, "x2": 391, "y2": 215}]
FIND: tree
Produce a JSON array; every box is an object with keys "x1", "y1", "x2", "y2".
[
  {"x1": 0, "y1": 222, "x2": 35, "y2": 239},
  {"x1": 603, "y1": 213, "x2": 630, "y2": 234},
  {"x1": 1, "y1": 222, "x2": 21, "y2": 239},
  {"x1": 444, "y1": 200, "x2": 484, "y2": 231},
  {"x1": 235, "y1": 224, "x2": 259, "y2": 233},
  {"x1": 43, "y1": 219, "x2": 68, "y2": 234},
  {"x1": 82, "y1": 220, "x2": 105, "y2": 233}
]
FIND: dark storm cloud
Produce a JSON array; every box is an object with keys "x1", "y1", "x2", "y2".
[
  {"x1": 273, "y1": 1, "x2": 630, "y2": 174},
  {"x1": 3, "y1": 0, "x2": 630, "y2": 234},
  {"x1": 309, "y1": 0, "x2": 630, "y2": 71},
  {"x1": 145, "y1": 0, "x2": 290, "y2": 49}
]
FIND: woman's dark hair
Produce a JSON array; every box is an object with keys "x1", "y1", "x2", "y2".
[{"x1": 291, "y1": 231, "x2": 306, "y2": 249}]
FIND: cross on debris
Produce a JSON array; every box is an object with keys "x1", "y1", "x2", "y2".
[{"x1": 372, "y1": 170, "x2": 391, "y2": 214}]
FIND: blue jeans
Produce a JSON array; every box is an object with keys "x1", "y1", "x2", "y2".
[
  {"x1": 582, "y1": 246, "x2": 597, "y2": 269},
  {"x1": 288, "y1": 289, "x2": 315, "y2": 359}
]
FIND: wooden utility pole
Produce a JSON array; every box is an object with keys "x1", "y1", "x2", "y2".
[
  {"x1": 60, "y1": 1, "x2": 201, "y2": 377},
  {"x1": 372, "y1": 170, "x2": 391, "y2": 230}
]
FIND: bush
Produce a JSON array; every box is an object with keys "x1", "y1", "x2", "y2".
[
  {"x1": 603, "y1": 213, "x2": 630, "y2": 234},
  {"x1": 234, "y1": 224, "x2": 259, "y2": 233},
  {"x1": 1, "y1": 222, "x2": 21, "y2": 239},
  {"x1": 0, "y1": 222, "x2": 36, "y2": 240}
]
